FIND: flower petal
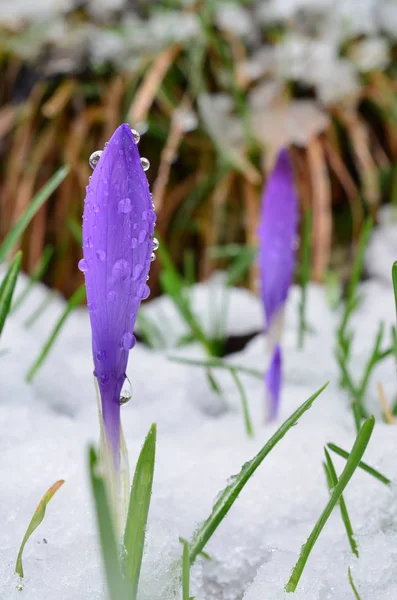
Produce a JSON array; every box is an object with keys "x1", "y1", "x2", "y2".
[
  {"x1": 258, "y1": 148, "x2": 298, "y2": 334},
  {"x1": 81, "y1": 124, "x2": 155, "y2": 456},
  {"x1": 265, "y1": 344, "x2": 282, "y2": 420}
]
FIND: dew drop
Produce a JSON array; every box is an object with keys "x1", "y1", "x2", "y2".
[
  {"x1": 120, "y1": 376, "x2": 133, "y2": 405},
  {"x1": 89, "y1": 150, "x2": 102, "y2": 169},
  {"x1": 96, "y1": 249, "x2": 106, "y2": 261},
  {"x1": 118, "y1": 198, "x2": 132, "y2": 214},
  {"x1": 100, "y1": 374, "x2": 109, "y2": 385},
  {"x1": 78, "y1": 258, "x2": 89, "y2": 272},
  {"x1": 87, "y1": 302, "x2": 96, "y2": 313},
  {"x1": 96, "y1": 350, "x2": 106, "y2": 360},
  {"x1": 112, "y1": 259, "x2": 131, "y2": 281},
  {"x1": 150, "y1": 252, "x2": 156, "y2": 262},
  {"x1": 121, "y1": 331, "x2": 136, "y2": 350},
  {"x1": 92, "y1": 204, "x2": 100, "y2": 213},
  {"x1": 142, "y1": 211, "x2": 148, "y2": 220},
  {"x1": 141, "y1": 157, "x2": 150, "y2": 171},
  {"x1": 131, "y1": 129, "x2": 140, "y2": 144},
  {"x1": 84, "y1": 236, "x2": 93, "y2": 248},
  {"x1": 152, "y1": 237, "x2": 159, "y2": 251},
  {"x1": 132, "y1": 264, "x2": 144, "y2": 280},
  {"x1": 108, "y1": 290, "x2": 117, "y2": 303},
  {"x1": 130, "y1": 237, "x2": 138, "y2": 249},
  {"x1": 138, "y1": 230, "x2": 148, "y2": 244},
  {"x1": 137, "y1": 283, "x2": 150, "y2": 300}
]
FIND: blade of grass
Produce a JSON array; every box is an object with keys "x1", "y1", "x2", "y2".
[
  {"x1": 11, "y1": 246, "x2": 54, "y2": 313},
  {"x1": 26, "y1": 283, "x2": 86, "y2": 381},
  {"x1": 230, "y1": 368, "x2": 254, "y2": 438},
  {"x1": 15, "y1": 479, "x2": 64, "y2": 578},
  {"x1": 123, "y1": 424, "x2": 156, "y2": 600},
  {"x1": 348, "y1": 567, "x2": 361, "y2": 600},
  {"x1": 24, "y1": 290, "x2": 56, "y2": 328},
  {"x1": 392, "y1": 261, "x2": 397, "y2": 320},
  {"x1": 324, "y1": 449, "x2": 358, "y2": 557},
  {"x1": 285, "y1": 416, "x2": 375, "y2": 593},
  {"x1": 89, "y1": 447, "x2": 130, "y2": 600},
  {"x1": 168, "y1": 355, "x2": 264, "y2": 379},
  {"x1": 327, "y1": 442, "x2": 390, "y2": 485},
  {"x1": 182, "y1": 540, "x2": 190, "y2": 600},
  {"x1": 0, "y1": 166, "x2": 69, "y2": 263},
  {"x1": 189, "y1": 382, "x2": 329, "y2": 563},
  {"x1": 0, "y1": 251, "x2": 22, "y2": 336}
]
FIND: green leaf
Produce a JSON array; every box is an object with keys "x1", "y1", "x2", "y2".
[
  {"x1": 324, "y1": 449, "x2": 358, "y2": 557},
  {"x1": 230, "y1": 368, "x2": 254, "y2": 438},
  {"x1": 182, "y1": 540, "x2": 190, "y2": 600},
  {"x1": 327, "y1": 442, "x2": 390, "y2": 486},
  {"x1": 0, "y1": 251, "x2": 22, "y2": 336},
  {"x1": 26, "y1": 283, "x2": 86, "y2": 382},
  {"x1": 392, "y1": 261, "x2": 397, "y2": 322},
  {"x1": 15, "y1": 479, "x2": 64, "y2": 578},
  {"x1": 226, "y1": 248, "x2": 257, "y2": 287},
  {"x1": 11, "y1": 245, "x2": 54, "y2": 313},
  {"x1": 89, "y1": 447, "x2": 130, "y2": 600},
  {"x1": 285, "y1": 417, "x2": 375, "y2": 593},
  {"x1": 348, "y1": 566, "x2": 361, "y2": 600},
  {"x1": 189, "y1": 382, "x2": 329, "y2": 563},
  {"x1": 123, "y1": 424, "x2": 156, "y2": 600},
  {"x1": 0, "y1": 166, "x2": 69, "y2": 263}
]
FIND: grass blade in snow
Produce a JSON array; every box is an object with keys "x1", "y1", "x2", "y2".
[
  {"x1": 0, "y1": 166, "x2": 69, "y2": 263},
  {"x1": 89, "y1": 447, "x2": 130, "y2": 600},
  {"x1": 324, "y1": 449, "x2": 358, "y2": 557},
  {"x1": 230, "y1": 368, "x2": 254, "y2": 438},
  {"x1": 188, "y1": 382, "x2": 329, "y2": 563},
  {"x1": 123, "y1": 424, "x2": 156, "y2": 599},
  {"x1": 392, "y1": 261, "x2": 397, "y2": 321},
  {"x1": 285, "y1": 416, "x2": 375, "y2": 593},
  {"x1": 11, "y1": 245, "x2": 54, "y2": 313},
  {"x1": 182, "y1": 540, "x2": 191, "y2": 600},
  {"x1": 27, "y1": 283, "x2": 86, "y2": 382},
  {"x1": 0, "y1": 251, "x2": 22, "y2": 336},
  {"x1": 15, "y1": 479, "x2": 64, "y2": 578},
  {"x1": 348, "y1": 567, "x2": 362, "y2": 600},
  {"x1": 327, "y1": 442, "x2": 390, "y2": 485}
]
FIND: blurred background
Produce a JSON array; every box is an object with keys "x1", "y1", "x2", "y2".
[{"x1": 0, "y1": 0, "x2": 396, "y2": 299}]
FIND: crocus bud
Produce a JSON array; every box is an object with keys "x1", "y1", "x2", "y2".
[{"x1": 79, "y1": 124, "x2": 155, "y2": 465}]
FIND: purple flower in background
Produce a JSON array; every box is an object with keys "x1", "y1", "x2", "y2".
[
  {"x1": 79, "y1": 124, "x2": 155, "y2": 465},
  {"x1": 258, "y1": 148, "x2": 298, "y2": 342},
  {"x1": 258, "y1": 148, "x2": 298, "y2": 419},
  {"x1": 265, "y1": 344, "x2": 282, "y2": 421}
]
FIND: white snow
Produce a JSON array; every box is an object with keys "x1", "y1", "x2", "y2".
[{"x1": 1, "y1": 221, "x2": 397, "y2": 600}]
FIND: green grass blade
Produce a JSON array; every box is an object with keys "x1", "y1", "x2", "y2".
[
  {"x1": 182, "y1": 540, "x2": 190, "y2": 600},
  {"x1": 230, "y1": 368, "x2": 254, "y2": 438},
  {"x1": 392, "y1": 261, "x2": 397, "y2": 321},
  {"x1": 168, "y1": 355, "x2": 264, "y2": 379},
  {"x1": 189, "y1": 382, "x2": 329, "y2": 563},
  {"x1": 26, "y1": 283, "x2": 86, "y2": 382},
  {"x1": 0, "y1": 166, "x2": 69, "y2": 263},
  {"x1": 24, "y1": 290, "x2": 56, "y2": 328},
  {"x1": 285, "y1": 417, "x2": 375, "y2": 593},
  {"x1": 346, "y1": 219, "x2": 372, "y2": 312},
  {"x1": 11, "y1": 245, "x2": 54, "y2": 313},
  {"x1": 0, "y1": 251, "x2": 22, "y2": 336},
  {"x1": 123, "y1": 424, "x2": 156, "y2": 600},
  {"x1": 226, "y1": 247, "x2": 257, "y2": 287},
  {"x1": 327, "y1": 442, "x2": 390, "y2": 485},
  {"x1": 324, "y1": 449, "x2": 358, "y2": 557},
  {"x1": 348, "y1": 567, "x2": 361, "y2": 600},
  {"x1": 89, "y1": 447, "x2": 130, "y2": 600},
  {"x1": 15, "y1": 479, "x2": 64, "y2": 578}
]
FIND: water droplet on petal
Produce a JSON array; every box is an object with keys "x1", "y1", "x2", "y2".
[
  {"x1": 120, "y1": 376, "x2": 133, "y2": 405},
  {"x1": 92, "y1": 204, "x2": 100, "y2": 213},
  {"x1": 150, "y1": 252, "x2": 156, "y2": 262},
  {"x1": 112, "y1": 259, "x2": 131, "y2": 281},
  {"x1": 131, "y1": 237, "x2": 138, "y2": 249},
  {"x1": 137, "y1": 283, "x2": 150, "y2": 300},
  {"x1": 96, "y1": 250, "x2": 106, "y2": 261},
  {"x1": 131, "y1": 129, "x2": 140, "y2": 144},
  {"x1": 132, "y1": 264, "x2": 144, "y2": 280},
  {"x1": 84, "y1": 236, "x2": 93, "y2": 248},
  {"x1": 121, "y1": 331, "x2": 136, "y2": 350},
  {"x1": 87, "y1": 302, "x2": 96, "y2": 312},
  {"x1": 78, "y1": 258, "x2": 89, "y2": 272},
  {"x1": 96, "y1": 350, "x2": 106, "y2": 360},
  {"x1": 141, "y1": 157, "x2": 150, "y2": 171},
  {"x1": 138, "y1": 230, "x2": 148, "y2": 244},
  {"x1": 108, "y1": 290, "x2": 117, "y2": 303},
  {"x1": 100, "y1": 374, "x2": 109, "y2": 385},
  {"x1": 118, "y1": 198, "x2": 132, "y2": 214},
  {"x1": 152, "y1": 237, "x2": 159, "y2": 251},
  {"x1": 89, "y1": 150, "x2": 102, "y2": 169}
]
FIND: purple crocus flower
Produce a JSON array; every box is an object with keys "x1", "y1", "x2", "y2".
[
  {"x1": 258, "y1": 148, "x2": 298, "y2": 419},
  {"x1": 258, "y1": 148, "x2": 298, "y2": 343},
  {"x1": 79, "y1": 124, "x2": 155, "y2": 465},
  {"x1": 265, "y1": 344, "x2": 281, "y2": 421}
]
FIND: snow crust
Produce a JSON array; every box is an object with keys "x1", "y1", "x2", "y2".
[{"x1": 1, "y1": 225, "x2": 397, "y2": 599}]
